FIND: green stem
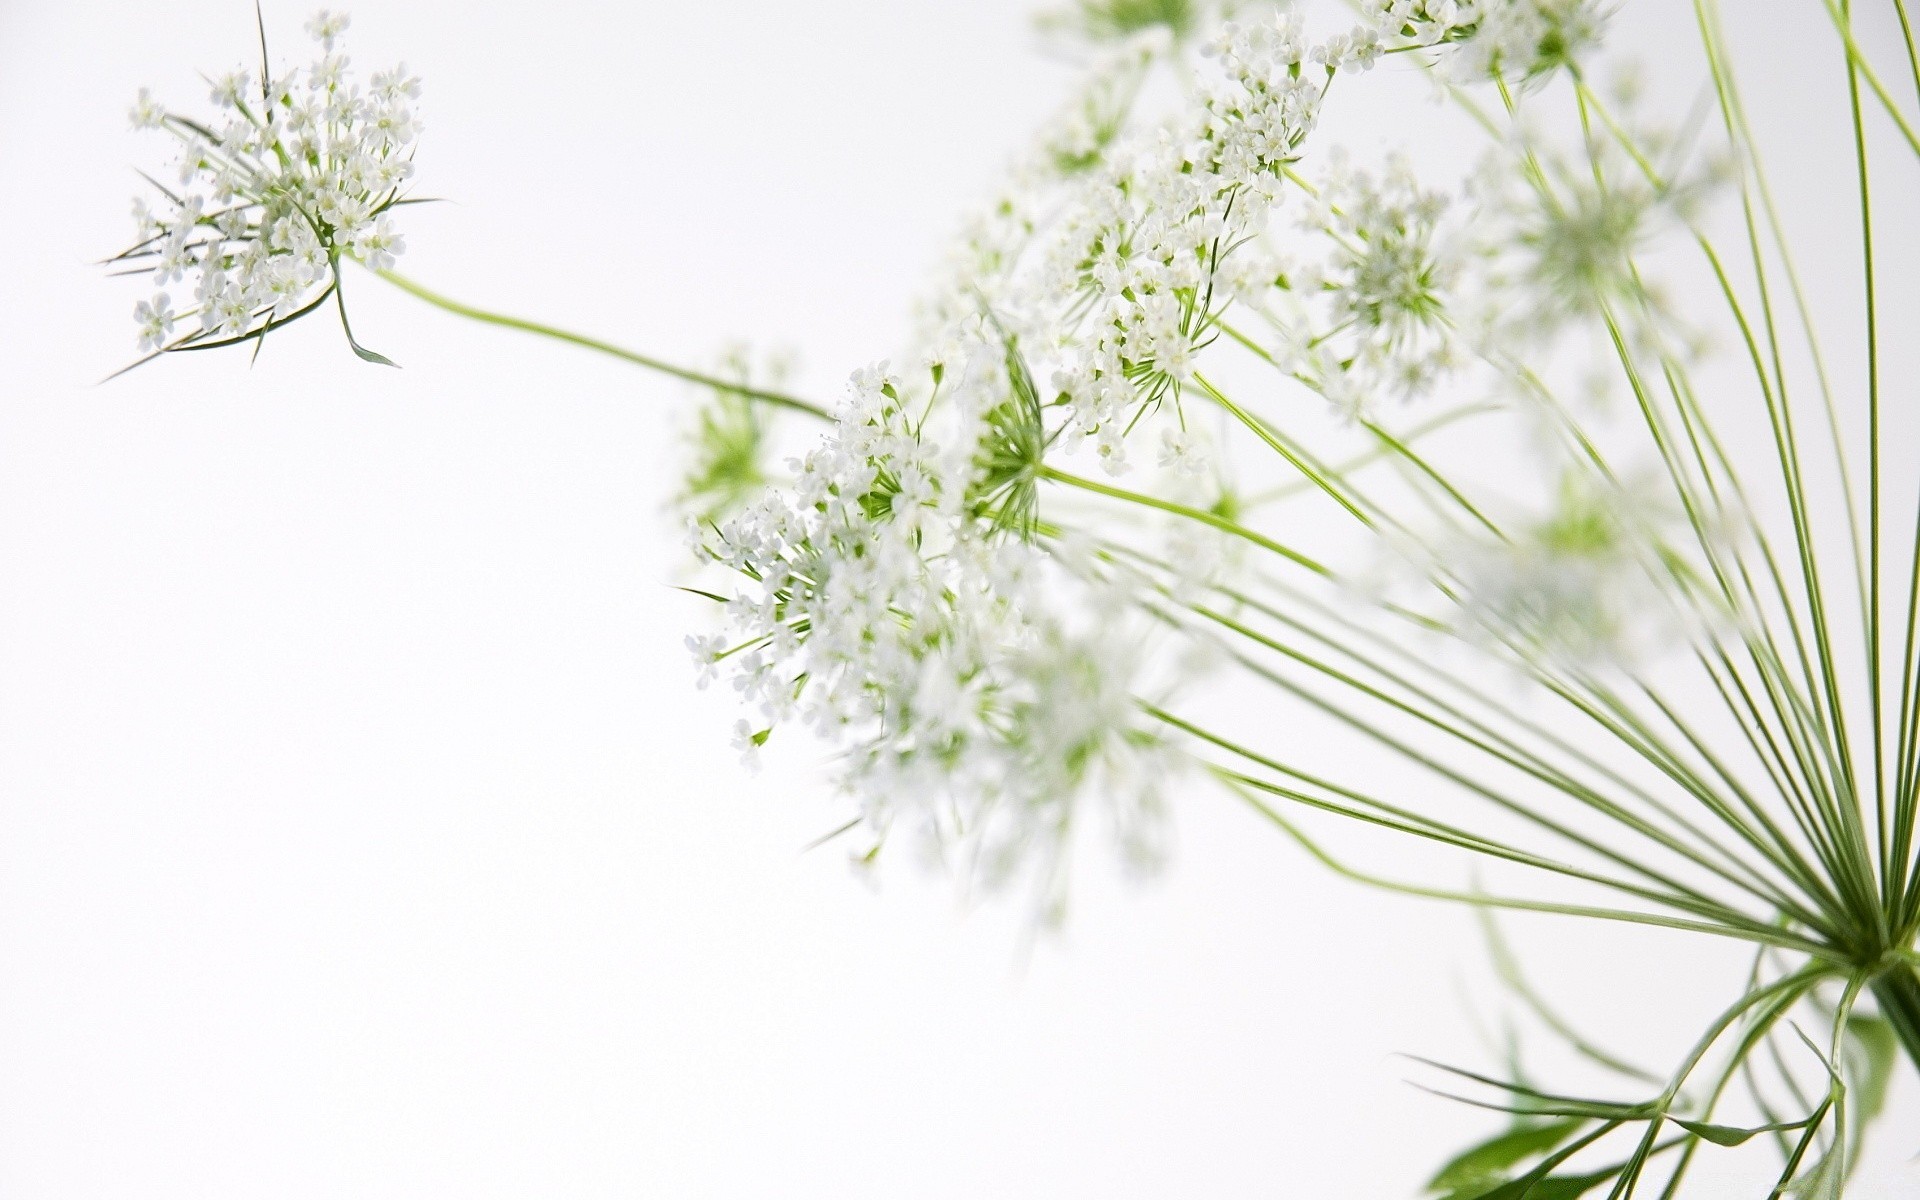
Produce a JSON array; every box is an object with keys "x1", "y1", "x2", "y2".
[
  {"x1": 373, "y1": 268, "x2": 833, "y2": 420},
  {"x1": 1819, "y1": 0, "x2": 1920, "y2": 157},
  {"x1": 1870, "y1": 962, "x2": 1920, "y2": 1077},
  {"x1": 1237, "y1": 403, "x2": 1498, "y2": 508},
  {"x1": 1037, "y1": 464, "x2": 1329, "y2": 575}
]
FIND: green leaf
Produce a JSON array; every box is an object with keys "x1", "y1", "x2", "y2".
[
  {"x1": 1479, "y1": 1171, "x2": 1617, "y2": 1200},
  {"x1": 1414, "y1": 1085, "x2": 1653, "y2": 1123},
  {"x1": 1442, "y1": 1163, "x2": 1625, "y2": 1200},
  {"x1": 1842, "y1": 1014, "x2": 1897, "y2": 1134},
  {"x1": 1429, "y1": 1119, "x2": 1585, "y2": 1193},
  {"x1": 350, "y1": 340, "x2": 399, "y2": 367},
  {"x1": 1783, "y1": 1150, "x2": 1845, "y2": 1200},
  {"x1": 1670, "y1": 1115, "x2": 1814, "y2": 1147},
  {"x1": 332, "y1": 257, "x2": 401, "y2": 368}
]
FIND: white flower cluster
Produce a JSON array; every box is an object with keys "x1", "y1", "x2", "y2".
[
  {"x1": 1263, "y1": 154, "x2": 1464, "y2": 418},
  {"x1": 913, "y1": 33, "x2": 1166, "y2": 362},
  {"x1": 1452, "y1": 0, "x2": 1609, "y2": 81},
  {"x1": 921, "y1": 12, "x2": 1461, "y2": 476},
  {"x1": 1357, "y1": 0, "x2": 1608, "y2": 83},
  {"x1": 1419, "y1": 471, "x2": 1695, "y2": 667},
  {"x1": 116, "y1": 11, "x2": 418, "y2": 353},
  {"x1": 688, "y1": 354, "x2": 1181, "y2": 906},
  {"x1": 1451, "y1": 99, "x2": 1724, "y2": 362},
  {"x1": 1039, "y1": 14, "x2": 1348, "y2": 473}
]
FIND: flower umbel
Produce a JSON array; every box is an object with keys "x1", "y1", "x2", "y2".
[
  {"x1": 689, "y1": 352, "x2": 1185, "y2": 915},
  {"x1": 105, "y1": 10, "x2": 422, "y2": 367},
  {"x1": 99, "y1": 2, "x2": 1920, "y2": 1192}
]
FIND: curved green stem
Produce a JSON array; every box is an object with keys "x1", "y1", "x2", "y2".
[
  {"x1": 374, "y1": 268, "x2": 834, "y2": 420},
  {"x1": 1038, "y1": 463, "x2": 1329, "y2": 575}
]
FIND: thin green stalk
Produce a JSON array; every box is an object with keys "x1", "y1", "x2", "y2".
[
  {"x1": 1213, "y1": 324, "x2": 1504, "y2": 538},
  {"x1": 1586, "y1": 76, "x2": 1869, "y2": 645},
  {"x1": 1695, "y1": 2, "x2": 1872, "y2": 773},
  {"x1": 1359, "y1": 415, "x2": 1508, "y2": 542},
  {"x1": 1833, "y1": 0, "x2": 1895, "y2": 919},
  {"x1": 1476, "y1": 907, "x2": 1664, "y2": 1084},
  {"x1": 1870, "y1": 963, "x2": 1920, "y2": 1076},
  {"x1": 1238, "y1": 404, "x2": 1498, "y2": 509},
  {"x1": 1216, "y1": 769, "x2": 1829, "y2": 959},
  {"x1": 1593, "y1": 304, "x2": 1862, "y2": 876},
  {"x1": 1190, "y1": 371, "x2": 1374, "y2": 530},
  {"x1": 1897, "y1": 0, "x2": 1920, "y2": 107},
  {"x1": 1197, "y1": 594, "x2": 1810, "y2": 917},
  {"x1": 1505, "y1": 351, "x2": 1845, "y2": 857},
  {"x1": 1509, "y1": 69, "x2": 1872, "y2": 904},
  {"x1": 1274, "y1": 579, "x2": 1827, "y2": 917},
  {"x1": 374, "y1": 268, "x2": 834, "y2": 420},
  {"x1": 1155, "y1": 528, "x2": 1847, "y2": 927},
  {"x1": 1180, "y1": 573, "x2": 1835, "y2": 927},
  {"x1": 1038, "y1": 464, "x2": 1329, "y2": 574},
  {"x1": 1681, "y1": 651, "x2": 1860, "y2": 922},
  {"x1": 1820, "y1": 0, "x2": 1920, "y2": 157},
  {"x1": 1655, "y1": 978, "x2": 1826, "y2": 1199},
  {"x1": 1602, "y1": 965, "x2": 1833, "y2": 1199},
  {"x1": 1171, "y1": 628, "x2": 1815, "y2": 945}
]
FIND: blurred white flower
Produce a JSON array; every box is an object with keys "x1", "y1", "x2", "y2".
[{"x1": 688, "y1": 350, "x2": 1186, "y2": 909}]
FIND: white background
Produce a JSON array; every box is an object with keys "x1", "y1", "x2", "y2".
[{"x1": 1, "y1": 1, "x2": 1915, "y2": 1196}]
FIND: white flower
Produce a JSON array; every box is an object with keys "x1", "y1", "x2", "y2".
[
  {"x1": 108, "y1": 12, "x2": 422, "y2": 359},
  {"x1": 1251, "y1": 152, "x2": 1466, "y2": 416},
  {"x1": 1408, "y1": 470, "x2": 1694, "y2": 667},
  {"x1": 305, "y1": 9, "x2": 350, "y2": 47},
  {"x1": 350, "y1": 215, "x2": 405, "y2": 271},
  {"x1": 129, "y1": 196, "x2": 163, "y2": 240},
  {"x1": 206, "y1": 286, "x2": 254, "y2": 339},
  {"x1": 1364, "y1": 0, "x2": 1608, "y2": 83},
  {"x1": 1157, "y1": 427, "x2": 1207, "y2": 476},
  {"x1": 370, "y1": 64, "x2": 422, "y2": 101},
  {"x1": 133, "y1": 293, "x2": 175, "y2": 351},
  {"x1": 308, "y1": 52, "x2": 349, "y2": 91},
  {"x1": 128, "y1": 87, "x2": 164, "y2": 129},
  {"x1": 260, "y1": 256, "x2": 315, "y2": 321},
  {"x1": 731, "y1": 720, "x2": 766, "y2": 772},
  {"x1": 912, "y1": 12, "x2": 1365, "y2": 466},
  {"x1": 365, "y1": 102, "x2": 419, "y2": 148},
  {"x1": 684, "y1": 633, "x2": 726, "y2": 688},
  {"x1": 151, "y1": 231, "x2": 196, "y2": 286},
  {"x1": 209, "y1": 71, "x2": 250, "y2": 108}
]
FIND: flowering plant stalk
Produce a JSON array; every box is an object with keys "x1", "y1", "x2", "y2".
[{"x1": 107, "y1": 2, "x2": 1920, "y2": 1195}]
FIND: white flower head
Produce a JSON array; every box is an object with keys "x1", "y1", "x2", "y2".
[
  {"x1": 128, "y1": 86, "x2": 165, "y2": 129},
  {"x1": 305, "y1": 9, "x2": 350, "y2": 47},
  {"x1": 350, "y1": 215, "x2": 405, "y2": 271},
  {"x1": 731, "y1": 720, "x2": 767, "y2": 773},
  {"x1": 209, "y1": 70, "x2": 250, "y2": 108},
  {"x1": 133, "y1": 293, "x2": 175, "y2": 352},
  {"x1": 1157, "y1": 426, "x2": 1208, "y2": 477},
  {"x1": 688, "y1": 351, "x2": 1187, "y2": 912},
  {"x1": 107, "y1": 11, "x2": 420, "y2": 367}
]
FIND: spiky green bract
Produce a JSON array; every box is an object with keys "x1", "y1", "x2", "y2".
[
  {"x1": 971, "y1": 328, "x2": 1049, "y2": 540},
  {"x1": 679, "y1": 347, "x2": 792, "y2": 523}
]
